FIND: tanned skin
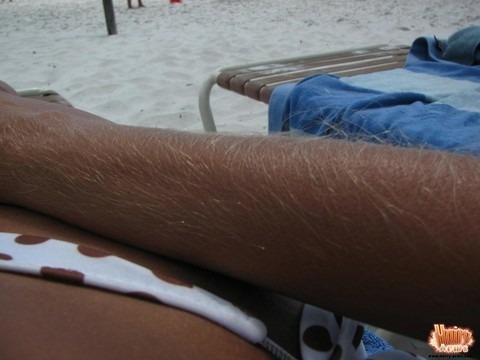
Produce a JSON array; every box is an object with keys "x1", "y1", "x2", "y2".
[{"x1": 0, "y1": 82, "x2": 479, "y2": 358}]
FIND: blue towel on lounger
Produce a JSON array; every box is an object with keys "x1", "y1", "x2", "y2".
[
  {"x1": 363, "y1": 329, "x2": 394, "y2": 356},
  {"x1": 268, "y1": 26, "x2": 480, "y2": 155}
]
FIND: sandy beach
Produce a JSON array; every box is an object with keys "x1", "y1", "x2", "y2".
[
  {"x1": 1, "y1": 2, "x2": 479, "y2": 356},
  {"x1": 0, "y1": 0, "x2": 478, "y2": 133}
]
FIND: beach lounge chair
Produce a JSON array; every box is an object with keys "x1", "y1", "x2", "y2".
[
  {"x1": 267, "y1": 30, "x2": 480, "y2": 155},
  {"x1": 198, "y1": 45, "x2": 410, "y2": 132}
]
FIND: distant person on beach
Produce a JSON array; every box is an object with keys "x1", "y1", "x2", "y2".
[
  {"x1": 0, "y1": 80, "x2": 479, "y2": 359},
  {"x1": 128, "y1": 0, "x2": 144, "y2": 9}
]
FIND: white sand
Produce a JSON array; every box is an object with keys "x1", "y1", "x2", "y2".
[{"x1": 1, "y1": 0, "x2": 478, "y2": 133}]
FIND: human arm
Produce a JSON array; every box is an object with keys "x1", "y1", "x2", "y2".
[{"x1": 1, "y1": 84, "x2": 479, "y2": 343}]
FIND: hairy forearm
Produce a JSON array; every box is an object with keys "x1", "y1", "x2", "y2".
[{"x1": 2, "y1": 105, "x2": 480, "y2": 338}]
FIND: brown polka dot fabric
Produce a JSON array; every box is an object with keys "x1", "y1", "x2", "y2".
[
  {"x1": 0, "y1": 232, "x2": 425, "y2": 360},
  {"x1": 40, "y1": 266, "x2": 85, "y2": 284},
  {"x1": 152, "y1": 269, "x2": 193, "y2": 288},
  {"x1": 0, "y1": 253, "x2": 13, "y2": 260},
  {"x1": 77, "y1": 245, "x2": 111, "y2": 258},
  {"x1": 15, "y1": 234, "x2": 50, "y2": 245},
  {"x1": 0, "y1": 232, "x2": 268, "y2": 349}
]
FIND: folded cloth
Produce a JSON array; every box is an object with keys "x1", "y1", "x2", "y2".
[
  {"x1": 406, "y1": 33, "x2": 480, "y2": 80},
  {"x1": 269, "y1": 26, "x2": 480, "y2": 155},
  {"x1": 442, "y1": 25, "x2": 480, "y2": 65}
]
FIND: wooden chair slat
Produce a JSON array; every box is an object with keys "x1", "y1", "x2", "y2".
[
  {"x1": 219, "y1": 46, "x2": 409, "y2": 95},
  {"x1": 258, "y1": 61, "x2": 408, "y2": 103},
  {"x1": 199, "y1": 45, "x2": 410, "y2": 132},
  {"x1": 242, "y1": 54, "x2": 407, "y2": 100}
]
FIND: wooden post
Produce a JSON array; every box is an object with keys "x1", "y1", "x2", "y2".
[{"x1": 102, "y1": 0, "x2": 117, "y2": 36}]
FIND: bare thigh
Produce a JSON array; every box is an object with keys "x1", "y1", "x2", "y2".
[{"x1": 0, "y1": 206, "x2": 302, "y2": 359}]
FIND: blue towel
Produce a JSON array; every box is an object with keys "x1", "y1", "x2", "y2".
[
  {"x1": 269, "y1": 26, "x2": 480, "y2": 155},
  {"x1": 406, "y1": 33, "x2": 480, "y2": 80},
  {"x1": 363, "y1": 329, "x2": 394, "y2": 356},
  {"x1": 442, "y1": 25, "x2": 480, "y2": 65},
  {"x1": 408, "y1": 26, "x2": 480, "y2": 65}
]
